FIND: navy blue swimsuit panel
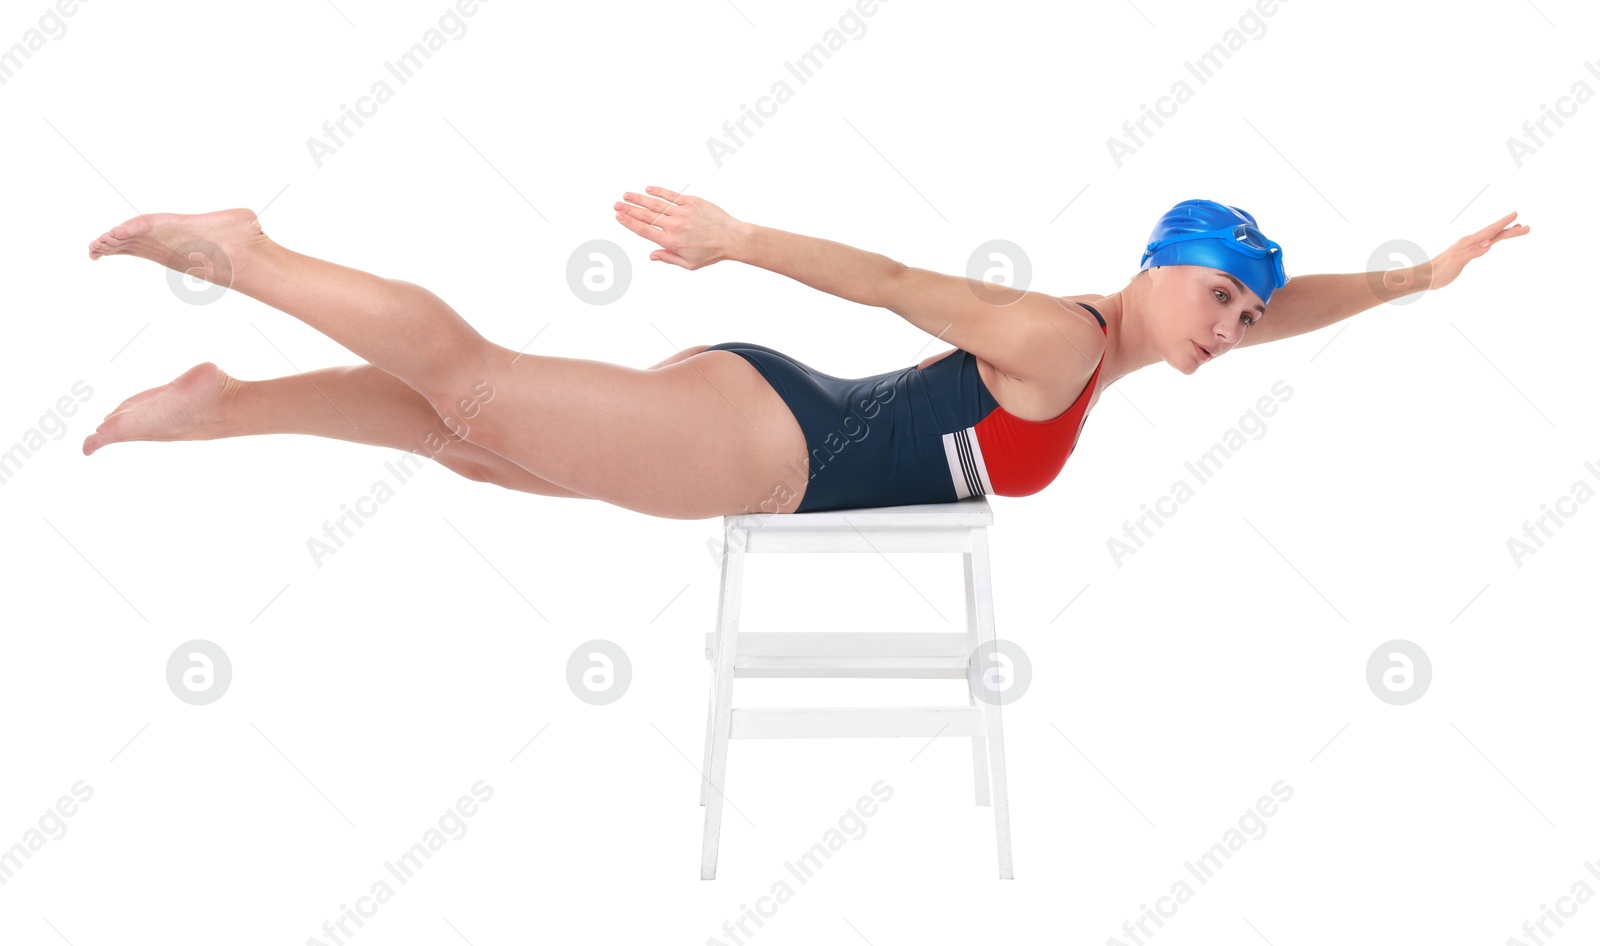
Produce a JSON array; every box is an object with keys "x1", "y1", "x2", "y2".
[{"x1": 702, "y1": 342, "x2": 1000, "y2": 512}]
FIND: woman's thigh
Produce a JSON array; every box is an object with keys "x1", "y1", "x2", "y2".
[{"x1": 450, "y1": 345, "x2": 810, "y2": 519}]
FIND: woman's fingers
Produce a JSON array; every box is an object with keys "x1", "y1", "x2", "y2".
[
  {"x1": 622, "y1": 190, "x2": 677, "y2": 216},
  {"x1": 1451, "y1": 213, "x2": 1528, "y2": 252},
  {"x1": 1473, "y1": 211, "x2": 1518, "y2": 242},
  {"x1": 614, "y1": 208, "x2": 670, "y2": 248},
  {"x1": 614, "y1": 200, "x2": 668, "y2": 229},
  {"x1": 614, "y1": 184, "x2": 729, "y2": 270},
  {"x1": 1476, "y1": 216, "x2": 1530, "y2": 248}
]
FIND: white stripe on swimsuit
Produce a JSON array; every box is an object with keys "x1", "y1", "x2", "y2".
[{"x1": 941, "y1": 427, "x2": 993, "y2": 500}]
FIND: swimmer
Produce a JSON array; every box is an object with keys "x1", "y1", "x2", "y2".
[{"x1": 82, "y1": 193, "x2": 1528, "y2": 517}]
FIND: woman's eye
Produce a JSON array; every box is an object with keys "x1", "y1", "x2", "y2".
[{"x1": 1216, "y1": 288, "x2": 1254, "y2": 325}]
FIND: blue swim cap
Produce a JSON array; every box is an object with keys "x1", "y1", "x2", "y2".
[{"x1": 1139, "y1": 199, "x2": 1287, "y2": 305}]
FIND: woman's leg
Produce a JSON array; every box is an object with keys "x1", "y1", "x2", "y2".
[
  {"x1": 83, "y1": 361, "x2": 592, "y2": 498},
  {"x1": 88, "y1": 210, "x2": 809, "y2": 518}
]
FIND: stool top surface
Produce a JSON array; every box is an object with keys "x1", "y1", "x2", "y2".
[{"x1": 725, "y1": 495, "x2": 993, "y2": 529}]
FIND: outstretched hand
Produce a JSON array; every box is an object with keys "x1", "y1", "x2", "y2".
[
  {"x1": 613, "y1": 186, "x2": 746, "y2": 270},
  {"x1": 1423, "y1": 211, "x2": 1530, "y2": 292}
]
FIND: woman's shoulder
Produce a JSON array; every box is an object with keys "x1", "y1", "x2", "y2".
[
  {"x1": 993, "y1": 295, "x2": 1108, "y2": 419},
  {"x1": 1054, "y1": 294, "x2": 1109, "y2": 325}
]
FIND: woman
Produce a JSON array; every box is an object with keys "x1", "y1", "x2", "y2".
[{"x1": 82, "y1": 193, "x2": 1527, "y2": 518}]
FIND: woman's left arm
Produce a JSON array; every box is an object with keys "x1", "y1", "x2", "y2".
[{"x1": 1237, "y1": 211, "x2": 1530, "y2": 349}]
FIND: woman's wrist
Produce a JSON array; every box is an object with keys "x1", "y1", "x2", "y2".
[
  {"x1": 1378, "y1": 263, "x2": 1432, "y2": 299},
  {"x1": 726, "y1": 220, "x2": 763, "y2": 265}
]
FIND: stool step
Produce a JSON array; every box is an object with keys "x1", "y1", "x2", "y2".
[
  {"x1": 729, "y1": 707, "x2": 986, "y2": 739},
  {"x1": 703, "y1": 631, "x2": 972, "y2": 678}
]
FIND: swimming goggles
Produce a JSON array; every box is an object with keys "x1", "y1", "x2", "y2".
[{"x1": 1144, "y1": 223, "x2": 1286, "y2": 290}]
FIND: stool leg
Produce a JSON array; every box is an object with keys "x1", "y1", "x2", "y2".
[
  {"x1": 969, "y1": 528, "x2": 1014, "y2": 879},
  {"x1": 701, "y1": 524, "x2": 746, "y2": 880},
  {"x1": 700, "y1": 567, "x2": 727, "y2": 809},
  {"x1": 964, "y1": 550, "x2": 991, "y2": 807},
  {"x1": 699, "y1": 673, "x2": 715, "y2": 807}
]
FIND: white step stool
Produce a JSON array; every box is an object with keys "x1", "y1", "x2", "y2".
[{"x1": 698, "y1": 495, "x2": 1014, "y2": 879}]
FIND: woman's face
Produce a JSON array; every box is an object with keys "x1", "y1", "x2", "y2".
[{"x1": 1148, "y1": 265, "x2": 1266, "y2": 374}]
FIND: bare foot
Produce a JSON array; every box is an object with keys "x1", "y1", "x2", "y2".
[
  {"x1": 87, "y1": 208, "x2": 272, "y2": 288},
  {"x1": 83, "y1": 363, "x2": 242, "y2": 456}
]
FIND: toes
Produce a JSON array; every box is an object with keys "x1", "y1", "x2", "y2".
[
  {"x1": 83, "y1": 424, "x2": 113, "y2": 455},
  {"x1": 87, "y1": 225, "x2": 133, "y2": 259}
]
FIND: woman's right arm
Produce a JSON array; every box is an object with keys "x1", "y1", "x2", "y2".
[
  {"x1": 615, "y1": 186, "x2": 1095, "y2": 380},
  {"x1": 739, "y1": 225, "x2": 1100, "y2": 382},
  {"x1": 616, "y1": 186, "x2": 908, "y2": 307},
  {"x1": 734, "y1": 224, "x2": 904, "y2": 308}
]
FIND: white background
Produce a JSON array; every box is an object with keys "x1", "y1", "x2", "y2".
[{"x1": 2, "y1": 0, "x2": 1596, "y2": 943}]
